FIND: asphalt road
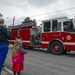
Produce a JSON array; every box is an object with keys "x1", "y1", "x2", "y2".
[{"x1": 4, "y1": 45, "x2": 75, "y2": 75}]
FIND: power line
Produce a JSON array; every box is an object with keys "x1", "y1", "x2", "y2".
[
  {"x1": 29, "y1": 7, "x2": 75, "y2": 17},
  {"x1": 14, "y1": 13, "x2": 75, "y2": 25},
  {"x1": 35, "y1": 13, "x2": 75, "y2": 22},
  {"x1": 7, "y1": 7, "x2": 75, "y2": 25},
  {"x1": 16, "y1": 7, "x2": 75, "y2": 20}
]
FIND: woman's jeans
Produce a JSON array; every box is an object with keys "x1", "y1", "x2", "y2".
[{"x1": 0, "y1": 44, "x2": 8, "y2": 73}]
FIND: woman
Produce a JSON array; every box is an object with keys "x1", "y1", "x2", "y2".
[{"x1": 0, "y1": 17, "x2": 12, "y2": 74}]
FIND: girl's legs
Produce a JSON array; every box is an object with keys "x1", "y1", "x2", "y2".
[
  {"x1": 17, "y1": 71, "x2": 20, "y2": 75},
  {"x1": 13, "y1": 71, "x2": 16, "y2": 75}
]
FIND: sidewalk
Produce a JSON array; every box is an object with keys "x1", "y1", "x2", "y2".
[{"x1": 1, "y1": 67, "x2": 13, "y2": 75}]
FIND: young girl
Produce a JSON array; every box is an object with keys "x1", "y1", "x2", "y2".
[{"x1": 12, "y1": 38, "x2": 27, "y2": 75}]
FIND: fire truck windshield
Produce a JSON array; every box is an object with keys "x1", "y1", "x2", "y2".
[
  {"x1": 63, "y1": 20, "x2": 75, "y2": 32},
  {"x1": 63, "y1": 21, "x2": 69, "y2": 31},
  {"x1": 72, "y1": 19, "x2": 75, "y2": 32}
]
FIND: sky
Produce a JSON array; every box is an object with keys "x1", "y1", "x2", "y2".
[{"x1": 0, "y1": 0, "x2": 75, "y2": 26}]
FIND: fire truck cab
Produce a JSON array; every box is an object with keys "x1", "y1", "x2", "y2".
[{"x1": 10, "y1": 17, "x2": 75, "y2": 55}]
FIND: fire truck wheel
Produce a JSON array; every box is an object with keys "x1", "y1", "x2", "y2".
[{"x1": 50, "y1": 41, "x2": 64, "y2": 55}]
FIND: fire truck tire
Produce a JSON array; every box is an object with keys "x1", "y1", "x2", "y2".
[{"x1": 50, "y1": 41, "x2": 64, "y2": 55}]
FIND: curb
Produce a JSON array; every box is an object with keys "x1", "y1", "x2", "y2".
[{"x1": 3, "y1": 67, "x2": 13, "y2": 75}]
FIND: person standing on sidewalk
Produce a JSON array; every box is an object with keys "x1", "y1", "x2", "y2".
[
  {"x1": 12, "y1": 38, "x2": 27, "y2": 75},
  {"x1": 0, "y1": 17, "x2": 12, "y2": 74}
]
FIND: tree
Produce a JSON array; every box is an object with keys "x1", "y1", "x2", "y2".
[{"x1": 22, "y1": 17, "x2": 37, "y2": 26}]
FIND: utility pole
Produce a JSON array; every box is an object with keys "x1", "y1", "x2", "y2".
[{"x1": 13, "y1": 16, "x2": 15, "y2": 26}]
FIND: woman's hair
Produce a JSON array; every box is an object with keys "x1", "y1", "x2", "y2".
[
  {"x1": 0, "y1": 18, "x2": 4, "y2": 23},
  {"x1": 12, "y1": 38, "x2": 22, "y2": 57}
]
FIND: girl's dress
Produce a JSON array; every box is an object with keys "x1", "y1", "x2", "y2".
[{"x1": 12, "y1": 48, "x2": 27, "y2": 72}]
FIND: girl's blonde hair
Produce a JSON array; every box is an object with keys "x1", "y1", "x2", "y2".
[{"x1": 12, "y1": 38, "x2": 22, "y2": 57}]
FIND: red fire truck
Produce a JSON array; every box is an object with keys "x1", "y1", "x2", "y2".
[{"x1": 9, "y1": 17, "x2": 75, "y2": 55}]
